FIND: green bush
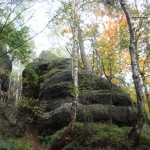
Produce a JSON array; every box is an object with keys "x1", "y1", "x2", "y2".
[
  {"x1": 20, "y1": 97, "x2": 45, "y2": 116},
  {"x1": 49, "y1": 126, "x2": 67, "y2": 145},
  {"x1": 17, "y1": 97, "x2": 45, "y2": 123},
  {"x1": 84, "y1": 123, "x2": 132, "y2": 149},
  {"x1": 141, "y1": 124, "x2": 150, "y2": 148},
  {"x1": 0, "y1": 138, "x2": 33, "y2": 150},
  {"x1": 48, "y1": 122, "x2": 150, "y2": 150},
  {"x1": 38, "y1": 135, "x2": 51, "y2": 148}
]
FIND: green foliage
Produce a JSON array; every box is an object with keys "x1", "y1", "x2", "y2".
[
  {"x1": 38, "y1": 135, "x2": 52, "y2": 148},
  {"x1": 49, "y1": 126, "x2": 68, "y2": 146},
  {"x1": 142, "y1": 124, "x2": 150, "y2": 136},
  {"x1": 23, "y1": 65, "x2": 39, "y2": 84},
  {"x1": 18, "y1": 96, "x2": 45, "y2": 123},
  {"x1": 39, "y1": 127, "x2": 68, "y2": 149},
  {"x1": 0, "y1": 138, "x2": 33, "y2": 150},
  {"x1": 74, "y1": 122, "x2": 84, "y2": 129},
  {"x1": 23, "y1": 58, "x2": 66, "y2": 86},
  {"x1": 86, "y1": 123, "x2": 132, "y2": 149},
  {"x1": 0, "y1": 20, "x2": 33, "y2": 63},
  {"x1": 141, "y1": 124, "x2": 150, "y2": 148},
  {"x1": 21, "y1": 96, "x2": 44, "y2": 115},
  {"x1": 43, "y1": 68, "x2": 62, "y2": 79},
  {"x1": 48, "y1": 122, "x2": 150, "y2": 150}
]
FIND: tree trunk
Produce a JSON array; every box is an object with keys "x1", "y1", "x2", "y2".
[
  {"x1": 117, "y1": 24, "x2": 123, "y2": 86},
  {"x1": 141, "y1": 72, "x2": 150, "y2": 112},
  {"x1": 70, "y1": 0, "x2": 79, "y2": 131},
  {"x1": 120, "y1": 0, "x2": 145, "y2": 144},
  {"x1": 78, "y1": 25, "x2": 92, "y2": 72}
]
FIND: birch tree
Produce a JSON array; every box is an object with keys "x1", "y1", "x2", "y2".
[
  {"x1": 70, "y1": 0, "x2": 79, "y2": 130},
  {"x1": 120, "y1": 0, "x2": 145, "y2": 143}
]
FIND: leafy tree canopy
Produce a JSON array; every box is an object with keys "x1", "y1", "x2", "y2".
[{"x1": 0, "y1": 2, "x2": 34, "y2": 63}]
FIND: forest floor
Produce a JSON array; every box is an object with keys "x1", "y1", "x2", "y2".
[
  {"x1": 48, "y1": 122, "x2": 150, "y2": 150},
  {"x1": 0, "y1": 122, "x2": 150, "y2": 150}
]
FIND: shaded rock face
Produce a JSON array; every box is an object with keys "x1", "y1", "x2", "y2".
[
  {"x1": 0, "y1": 46, "x2": 12, "y2": 92},
  {"x1": 22, "y1": 57, "x2": 137, "y2": 132},
  {"x1": 22, "y1": 58, "x2": 71, "y2": 98}
]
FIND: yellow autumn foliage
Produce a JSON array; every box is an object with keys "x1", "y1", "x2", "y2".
[{"x1": 112, "y1": 78, "x2": 119, "y2": 84}]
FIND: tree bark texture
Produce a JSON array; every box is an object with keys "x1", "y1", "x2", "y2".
[
  {"x1": 70, "y1": 0, "x2": 79, "y2": 131},
  {"x1": 141, "y1": 72, "x2": 150, "y2": 113},
  {"x1": 120, "y1": 0, "x2": 145, "y2": 143},
  {"x1": 78, "y1": 25, "x2": 92, "y2": 72}
]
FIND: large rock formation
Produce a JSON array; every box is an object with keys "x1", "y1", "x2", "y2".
[{"x1": 22, "y1": 55, "x2": 137, "y2": 133}]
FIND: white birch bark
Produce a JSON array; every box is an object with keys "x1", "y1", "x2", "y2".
[
  {"x1": 141, "y1": 72, "x2": 150, "y2": 112},
  {"x1": 70, "y1": 0, "x2": 79, "y2": 130},
  {"x1": 120, "y1": 0, "x2": 145, "y2": 143}
]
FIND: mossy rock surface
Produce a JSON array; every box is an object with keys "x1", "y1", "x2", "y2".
[
  {"x1": 81, "y1": 91, "x2": 133, "y2": 106},
  {"x1": 22, "y1": 58, "x2": 71, "y2": 98},
  {"x1": 38, "y1": 103, "x2": 137, "y2": 130},
  {"x1": 47, "y1": 58, "x2": 71, "y2": 70},
  {"x1": 22, "y1": 57, "x2": 137, "y2": 135}
]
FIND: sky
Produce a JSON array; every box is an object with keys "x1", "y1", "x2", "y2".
[
  {"x1": 25, "y1": 0, "x2": 66, "y2": 57},
  {"x1": 26, "y1": 2, "x2": 55, "y2": 56},
  {"x1": 24, "y1": 0, "x2": 146, "y2": 57}
]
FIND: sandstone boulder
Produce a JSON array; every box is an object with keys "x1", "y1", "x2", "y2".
[
  {"x1": 22, "y1": 56, "x2": 137, "y2": 132},
  {"x1": 38, "y1": 103, "x2": 137, "y2": 130}
]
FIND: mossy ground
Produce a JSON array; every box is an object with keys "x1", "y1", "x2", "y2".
[
  {"x1": 0, "y1": 137, "x2": 33, "y2": 150},
  {"x1": 0, "y1": 123, "x2": 149, "y2": 150},
  {"x1": 48, "y1": 123, "x2": 150, "y2": 150}
]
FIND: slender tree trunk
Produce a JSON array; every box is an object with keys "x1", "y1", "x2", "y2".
[
  {"x1": 78, "y1": 25, "x2": 92, "y2": 72},
  {"x1": 117, "y1": 24, "x2": 123, "y2": 86},
  {"x1": 70, "y1": 0, "x2": 79, "y2": 131},
  {"x1": 135, "y1": 33, "x2": 150, "y2": 113},
  {"x1": 95, "y1": 48, "x2": 102, "y2": 77},
  {"x1": 0, "y1": 78, "x2": 3, "y2": 103},
  {"x1": 141, "y1": 72, "x2": 150, "y2": 112},
  {"x1": 120, "y1": 0, "x2": 145, "y2": 143},
  {"x1": 92, "y1": 45, "x2": 95, "y2": 72}
]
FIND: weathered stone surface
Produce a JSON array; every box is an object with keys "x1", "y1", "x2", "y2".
[
  {"x1": 42, "y1": 98, "x2": 73, "y2": 111},
  {"x1": 40, "y1": 70, "x2": 133, "y2": 106},
  {"x1": 22, "y1": 58, "x2": 71, "y2": 98},
  {"x1": 38, "y1": 103, "x2": 137, "y2": 129},
  {"x1": 39, "y1": 82, "x2": 72, "y2": 100},
  {"x1": 47, "y1": 58, "x2": 71, "y2": 70},
  {"x1": 81, "y1": 91, "x2": 133, "y2": 106},
  {"x1": 0, "y1": 46, "x2": 12, "y2": 92},
  {"x1": 22, "y1": 56, "x2": 137, "y2": 131}
]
